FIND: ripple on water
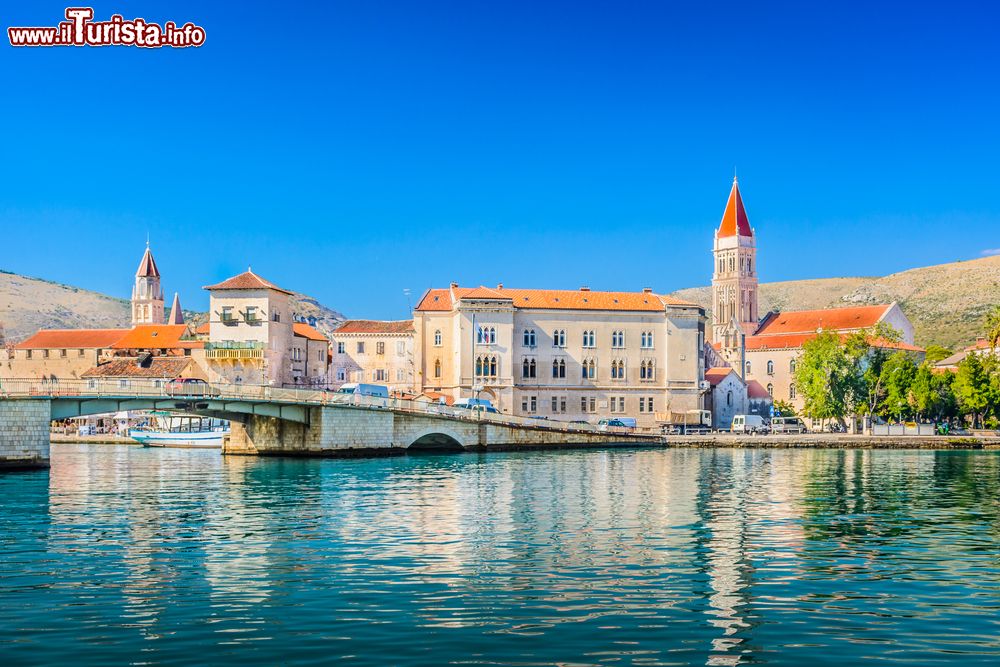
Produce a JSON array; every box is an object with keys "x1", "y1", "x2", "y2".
[{"x1": 1, "y1": 445, "x2": 1000, "y2": 665}]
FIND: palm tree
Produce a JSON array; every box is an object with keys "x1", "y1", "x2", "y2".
[{"x1": 986, "y1": 305, "x2": 1000, "y2": 354}]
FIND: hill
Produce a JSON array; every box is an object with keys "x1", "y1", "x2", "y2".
[
  {"x1": 0, "y1": 270, "x2": 345, "y2": 343},
  {"x1": 671, "y1": 254, "x2": 1000, "y2": 349}
]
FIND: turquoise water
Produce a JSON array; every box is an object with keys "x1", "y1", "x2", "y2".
[{"x1": 2, "y1": 445, "x2": 1000, "y2": 665}]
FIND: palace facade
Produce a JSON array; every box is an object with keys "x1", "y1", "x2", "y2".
[
  {"x1": 330, "y1": 320, "x2": 416, "y2": 394},
  {"x1": 411, "y1": 285, "x2": 706, "y2": 426}
]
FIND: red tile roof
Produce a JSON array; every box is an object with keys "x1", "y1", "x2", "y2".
[
  {"x1": 754, "y1": 305, "x2": 892, "y2": 336},
  {"x1": 747, "y1": 380, "x2": 771, "y2": 400},
  {"x1": 14, "y1": 329, "x2": 130, "y2": 350},
  {"x1": 744, "y1": 331, "x2": 923, "y2": 352},
  {"x1": 203, "y1": 270, "x2": 293, "y2": 294},
  {"x1": 111, "y1": 325, "x2": 203, "y2": 350},
  {"x1": 705, "y1": 367, "x2": 739, "y2": 386},
  {"x1": 335, "y1": 320, "x2": 414, "y2": 334},
  {"x1": 293, "y1": 322, "x2": 328, "y2": 341},
  {"x1": 135, "y1": 246, "x2": 160, "y2": 277},
  {"x1": 717, "y1": 178, "x2": 753, "y2": 238},
  {"x1": 82, "y1": 357, "x2": 193, "y2": 379},
  {"x1": 415, "y1": 286, "x2": 695, "y2": 312},
  {"x1": 195, "y1": 322, "x2": 210, "y2": 335}
]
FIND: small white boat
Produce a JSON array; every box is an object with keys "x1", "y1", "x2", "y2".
[{"x1": 129, "y1": 413, "x2": 229, "y2": 449}]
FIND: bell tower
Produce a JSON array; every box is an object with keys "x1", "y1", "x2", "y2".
[
  {"x1": 131, "y1": 242, "x2": 164, "y2": 325},
  {"x1": 711, "y1": 177, "x2": 758, "y2": 349}
]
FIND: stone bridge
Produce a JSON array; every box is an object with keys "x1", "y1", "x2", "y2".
[{"x1": 0, "y1": 379, "x2": 660, "y2": 468}]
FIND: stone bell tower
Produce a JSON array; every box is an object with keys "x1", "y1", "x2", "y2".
[
  {"x1": 131, "y1": 242, "x2": 164, "y2": 325},
  {"x1": 711, "y1": 177, "x2": 758, "y2": 372}
]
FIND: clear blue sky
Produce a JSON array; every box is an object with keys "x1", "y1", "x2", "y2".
[{"x1": 2, "y1": 1, "x2": 998, "y2": 319}]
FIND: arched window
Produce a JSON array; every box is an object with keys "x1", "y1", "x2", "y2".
[
  {"x1": 476, "y1": 357, "x2": 484, "y2": 377},
  {"x1": 529, "y1": 359, "x2": 536, "y2": 377},
  {"x1": 489, "y1": 327, "x2": 496, "y2": 344},
  {"x1": 583, "y1": 330, "x2": 595, "y2": 348},
  {"x1": 434, "y1": 330, "x2": 442, "y2": 346},
  {"x1": 767, "y1": 383, "x2": 774, "y2": 397},
  {"x1": 489, "y1": 356, "x2": 497, "y2": 377},
  {"x1": 727, "y1": 391, "x2": 733, "y2": 406},
  {"x1": 767, "y1": 360, "x2": 774, "y2": 375},
  {"x1": 434, "y1": 359, "x2": 441, "y2": 378},
  {"x1": 789, "y1": 384, "x2": 796, "y2": 400},
  {"x1": 611, "y1": 330, "x2": 624, "y2": 348},
  {"x1": 789, "y1": 358, "x2": 796, "y2": 373},
  {"x1": 477, "y1": 326, "x2": 486, "y2": 344},
  {"x1": 522, "y1": 359, "x2": 530, "y2": 378},
  {"x1": 745, "y1": 361, "x2": 752, "y2": 376},
  {"x1": 523, "y1": 329, "x2": 536, "y2": 347}
]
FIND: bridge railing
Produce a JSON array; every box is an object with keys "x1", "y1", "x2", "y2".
[{"x1": 0, "y1": 378, "x2": 645, "y2": 437}]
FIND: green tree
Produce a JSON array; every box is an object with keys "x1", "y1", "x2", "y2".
[
  {"x1": 794, "y1": 331, "x2": 852, "y2": 425},
  {"x1": 879, "y1": 352, "x2": 917, "y2": 421},
  {"x1": 954, "y1": 353, "x2": 991, "y2": 427},
  {"x1": 772, "y1": 399, "x2": 796, "y2": 417},
  {"x1": 985, "y1": 305, "x2": 1000, "y2": 352},
  {"x1": 908, "y1": 362, "x2": 937, "y2": 420},
  {"x1": 923, "y1": 345, "x2": 953, "y2": 364},
  {"x1": 931, "y1": 370, "x2": 960, "y2": 422}
]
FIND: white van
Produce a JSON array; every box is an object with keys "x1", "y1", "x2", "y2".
[
  {"x1": 337, "y1": 383, "x2": 389, "y2": 398},
  {"x1": 597, "y1": 417, "x2": 637, "y2": 431},
  {"x1": 731, "y1": 414, "x2": 767, "y2": 434},
  {"x1": 771, "y1": 416, "x2": 807, "y2": 434}
]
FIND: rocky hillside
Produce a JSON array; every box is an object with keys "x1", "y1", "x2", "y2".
[
  {"x1": 671, "y1": 254, "x2": 1000, "y2": 349},
  {"x1": 0, "y1": 270, "x2": 345, "y2": 343}
]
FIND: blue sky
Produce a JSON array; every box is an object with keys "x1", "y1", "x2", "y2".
[{"x1": 2, "y1": 1, "x2": 998, "y2": 319}]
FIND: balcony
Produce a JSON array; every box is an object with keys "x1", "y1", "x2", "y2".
[{"x1": 205, "y1": 341, "x2": 265, "y2": 361}]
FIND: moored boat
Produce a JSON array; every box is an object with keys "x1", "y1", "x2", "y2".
[{"x1": 129, "y1": 413, "x2": 229, "y2": 449}]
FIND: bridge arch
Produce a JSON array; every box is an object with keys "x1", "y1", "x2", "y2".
[{"x1": 406, "y1": 426, "x2": 468, "y2": 452}]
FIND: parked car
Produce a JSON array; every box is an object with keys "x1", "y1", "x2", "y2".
[
  {"x1": 771, "y1": 417, "x2": 807, "y2": 434},
  {"x1": 336, "y1": 383, "x2": 389, "y2": 398},
  {"x1": 598, "y1": 418, "x2": 636, "y2": 431},
  {"x1": 731, "y1": 414, "x2": 767, "y2": 434},
  {"x1": 165, "y1": 378, "x2": 219, "y2": 397}
]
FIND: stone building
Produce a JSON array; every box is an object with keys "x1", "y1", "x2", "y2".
[
  {"x1": 132, "y1": 243, "x2": 165, "y2": 326},
  {"x1": 708, "y1": 179, "x2": 921, "y2": 415},
  {"x1": 2, "y1": 329, "x2": 131, "y2": 380},
  {"x1": 703, "y1": 367, "x2": 748, "y2": 430},
  {"x1": 202, "y1": 269, "x2": 327, "y2": 387},
  {"x1": 330, "y1": 320, "x2": 415, "y2": 393},
  {"x1": 412, "y1": 285, "x2": 706, "y2": 426}
]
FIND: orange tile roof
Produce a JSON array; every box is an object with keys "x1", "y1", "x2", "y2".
[
  {"x1": 293, "y1": 322, "x2": 328, "y2": 341},
  {"x1": 705, "y1": 367, "x2": 739, "y2": 386},
  {"x1": 195, "y1": 322, "x2": 210, "y2": 335},
  {"x1": 717, "y1": 178, "x2": 753, "y2": 238},
  {"x1": 415, "y1": 286, "x2": 696, "y2": 312},
  {"x1": 14, "y1": 329, "x2": 130, "y2": 350},
  {"x1": 744, "y1": 332, "x2": 923, "y2": 352},
  {"x1": 82, "y1": 357, "x2": 192, "y2": 379},
  {"x1": 754, "y1": 305, "x2": 892, "y2": 336},
  {"x1": 335, "y1": 319, "x2": 414, "y2": 334},
  {"x1": 111, "y1": 325, "x2": 203, "y2": 350},
  {"x1": 203, "y1": 270, "x2": 293, "y2": 294}
]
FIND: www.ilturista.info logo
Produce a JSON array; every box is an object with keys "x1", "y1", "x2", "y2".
[{"x1": 8, "y1": 7, "x2": 205, "y2": 48}]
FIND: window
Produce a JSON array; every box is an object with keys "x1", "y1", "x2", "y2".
[
  {"x1": 582, "y1": 330, "x2": 595, "y2": 348},
  {"x1": 272, "y1": 309, "x2": 281, "y2": 322},
  {"x1": 766, "y1": 360, "x2": 774, "y2": 375},
  {"x1": 336, "y1": 368, "x2": 346, "y2": 382},
  {"x1": 245, "y1": 306, "x2": 258, "y2": 323},
  {"x1": 639, "y1": 397, "x2": 645, "y2": 413},
  {"x1": 612, "y1": 330, "x2": 624, "y2": 348},
  {"x1": 767, "y1": 383, "x2": 774, "y2": 397},
  {"x1": 396, "y1": 341, "x2": 406, "y2": 356},
  {"x1": 727, "y1": 391, "x2": 733, "y2": 406},
  {"x1": 78, "y1": 349, "x2": 84, "y2": 357},
  {"x1": 553, "y1": 329, "x2": 566, "y2": 347},
  {"x1": 26, "y1": 350, "x2": 32, "y2": 359},
  {"x1": 551, "y1": 396, "x2": 558, "y2": 412},
  {"x1": 523, "y1": 329, "x2": 536, "y2": 347},
  {"x1": 789, "y1": 384, "x2": 796, "y2": 400},
  {"x1": 522, "y1": 358, "x2": 537, "y2": 378},
  {"x1": 434, "y1": 330, "x2": 442, "y2": 346},
  {"x1": 357, "y1": 342, "x2": 365, "y2": 354},
  {"x1": 42, "y1": 349, "x2": 49, "y2": 359},
  {"x1": 611, "y1": 359, "x2": 625, "y2": 380},
  {"x1": 373, "y1": 369, "x2": 387, "y2": 382},
  {"x1": 318, "y1": 349, "x2": 325, "y2": 361},
  {"x1": 376, "y1": 341, "x2": 385, "y2": 356},
  {"x1": 337, "y1": 342, "x2": 345, "y2": 354},
  {"x1": 434, "y1": 359, "x2": 441, "y2": 378},
  {"x1": 522, "y1": 395, "x2": 537, "y2": 413},
  {"x1": 477, "y1": 326, "x2": 487, "y2": 344},
  {"x1": 641, "y1": 332, "x2": 654, "y2": 348},
  {"x1": 640, "y1": 360, "x2": 655, "y2": 381},
  {"x1": 397, "y1": 368, "x2": 405, "y2": 381},
  {"x1": 790, "y1": 358, "x2": 797, "y2": 373},
  {"x1": 551, "y1": 359, "x2": 566, "y2": 378},
  {"x1": 60, "y1": 349, "x2": 67, "y2": 358},
  {"x1": 222, "y1": 306, "x2": 234, "y2": 324},
  {"x1": 476, "y1": 355, "x2": 499, "y2": 378},
  {"x1": 119, "y1": 379, "x2": 128, "y2": 389},
  {"x1": 610, "y1": 396, "x2": 626, "y2": 413},
  {"x1": 745, "y1": 361, "x2": 752, "y2": 376},
  {"x1": 582, "y1": 358, "x2": 596, "y2": 380}
]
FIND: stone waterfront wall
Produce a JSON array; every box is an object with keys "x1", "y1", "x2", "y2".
[
  {"x1": 0, "y1": 399, "x2": 51, "y2": 469},
  {"x1": 225, "y1": 406, "x2": 397, "y2": 457}
]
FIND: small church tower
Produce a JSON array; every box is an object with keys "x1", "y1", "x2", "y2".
[
  {"x1": 132, "y1": 243, "x2": 164, "y2": 325},
  {"x1": 711, "y1": 177, "x2": 759, "y2": 371}
]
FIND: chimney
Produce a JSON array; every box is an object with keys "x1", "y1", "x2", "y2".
[
  {"x1": 450, "y1": 282, "x2": 458, "y2": 289},
  {"x1": 580, "y1": 286, "x2": 590, "y2": 292},
  {"x1": 642, "y1": 287, "x2": 653, "y2": 293},
  {"x1": 496, "y1": 283, "x2": 503, "y2": 290}
]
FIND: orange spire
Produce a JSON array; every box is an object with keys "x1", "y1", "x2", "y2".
[{"x1": 717, "y1": 176, "x2": 753, "y2": 238}]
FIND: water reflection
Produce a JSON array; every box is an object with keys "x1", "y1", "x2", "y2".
[{"x1": 1, "y1": 445, "x2": 999, "y2": 665}]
